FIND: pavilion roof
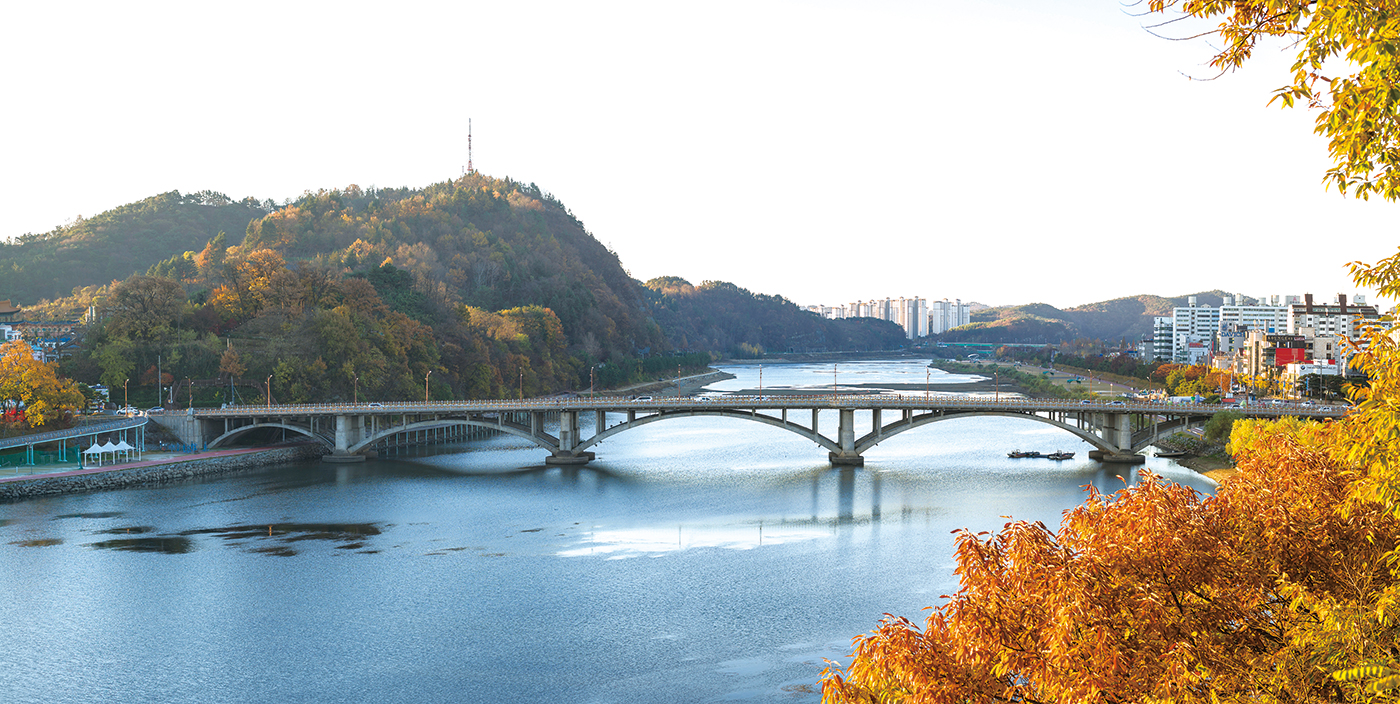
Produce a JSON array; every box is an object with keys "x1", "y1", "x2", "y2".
[{"x1": 0, "y1": 300, "x2": 21, "y2": 315}]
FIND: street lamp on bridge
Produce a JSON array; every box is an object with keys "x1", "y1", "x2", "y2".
[
  {"x1": 266, "y1": 374, "x2": 273, "y2": 407},
  {"x1": 353, "y1": 374, "x2": 359, "y2": 404},
  {"x1": 425, "y1": 370, "x2": 432, "y2": 403}
]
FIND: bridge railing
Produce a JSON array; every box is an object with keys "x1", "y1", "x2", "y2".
[
  {"x1": 0, "y1": 416, "x2": 149, "y2": 452},
  {"x1": 192, "y1": 396, "x2": 1341, "y2": 419}
]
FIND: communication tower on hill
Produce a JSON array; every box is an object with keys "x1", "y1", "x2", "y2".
[{"x1": 467, "y1": 118, "x2": 474, "y2": 175}]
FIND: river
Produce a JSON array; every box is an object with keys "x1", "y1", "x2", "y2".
[{"x1": 0, "y1": 360, "x2": 1214, "y2": 703}]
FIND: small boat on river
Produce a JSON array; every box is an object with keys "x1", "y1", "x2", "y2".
[
  {"x1": 1007, "y1": 450, "x2": 1043, "y2": 458},
  {"x1": 1045, "y1": 451, "x2": 1075, "y2": 461}
]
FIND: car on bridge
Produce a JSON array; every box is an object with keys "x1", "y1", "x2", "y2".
[{"x1": 633, "y1": 396, "x2": 653, "y2": 402}]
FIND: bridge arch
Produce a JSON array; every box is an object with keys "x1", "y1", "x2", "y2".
[
  {"x1": 208, "y1": 422, "x2": 332, "y2": 450},
  {"x1": 346, "y1": 418, "x2": 559, "y2": 455},
  {"x1": 852, "y1": 410, "x2": 1118, "y2": 455},
  {"x1": 576, "y1": 409, "x2": 841, "y2": 454}
]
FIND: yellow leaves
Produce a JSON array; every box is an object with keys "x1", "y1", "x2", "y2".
[
  {"x1": 0, "y1": 340, "x2": 82, "y2": 428},
  {"x1": 1147, "y1": 0, "x2": 1400, "y2": 200}
]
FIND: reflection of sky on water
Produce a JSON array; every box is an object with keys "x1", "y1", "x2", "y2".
[
  {"x1": 558, "y1": 521, "x2": 833, "y2": 558},
  {"x1": 705, "y1": 359, "x2": 984, "y2": 393}
]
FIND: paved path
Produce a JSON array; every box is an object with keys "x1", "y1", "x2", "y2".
[{"x1": 0, "y1": 447, "x2": 270, "y2": 484}]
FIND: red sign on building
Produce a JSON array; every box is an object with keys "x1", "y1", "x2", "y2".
[{"x1": 1274, "y1": 347, "x2": 1307, "y2": 366}]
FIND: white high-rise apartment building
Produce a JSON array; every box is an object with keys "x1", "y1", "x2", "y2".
[
  {"x1": 1151, "y1": 316, "x2": 1173, "y2": 361},
  {"x1": 1172, "y1": 298, "x2": 1221, "y2": 363},
  {"x1": 929, "y1": 299, "x2": 970, "y2": 335},
  {"x1": 1218, "y1": 303, "x2": 1288, "y2": 335},
  {"x1": 808, "y1": 296, "x2": 931, "y2": 339}
]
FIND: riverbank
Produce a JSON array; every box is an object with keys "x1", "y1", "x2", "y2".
[
  {"x1": 0, "y1": 443, "x2": 327, "y2": 502},
  {"x1": 606, "y1": 369, "x2": 736, "y2": 397}
]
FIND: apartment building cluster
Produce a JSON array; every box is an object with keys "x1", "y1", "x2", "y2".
[
  {"x1": 1143, "y1": 292, "x2": 1381, "y2": 388},
  {"x1": 804, "y1": 297, "x2": 971, "y2": 340}
]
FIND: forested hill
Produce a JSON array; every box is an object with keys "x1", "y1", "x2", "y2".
[
  {"x1": 10, "y1": 175, "x2": 907, "y2": 403},
  {"x1": 236, "y1": 177, "x2": 663, "y2": 362},
  {"x1": 1, "y1": 191, "x2": 270, "y2": 303},
  {"x1": 939, "y1": 291, "x2": 1243, "y2": 345},
  {"x1": 643, "y1": 277, "x2": 907, "y2": 355}
]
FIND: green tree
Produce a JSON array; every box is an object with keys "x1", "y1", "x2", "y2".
[{"x1": 1203, "y1": 409, "x2": 1242, "y2": 444}]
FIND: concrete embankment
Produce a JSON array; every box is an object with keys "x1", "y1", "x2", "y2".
[{"x1": 0, "y1": 443, "x2": 327, "y2": 502}]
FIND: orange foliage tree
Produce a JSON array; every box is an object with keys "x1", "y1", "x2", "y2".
[{"x1": 0, "y1": 340, "x2": 84, "y2": 428}]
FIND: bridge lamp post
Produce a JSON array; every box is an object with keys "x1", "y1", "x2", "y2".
[
  {"x1": 425, "y1": 370, "x2": 433, "y2": 403},
  {"x1": 123, "y1": 379, "x2": 129, "y2": 416},
  {"x1": 353, "y1": 375, "x2": 359, "y2": 404},
  {"x1": 758, "y1": 364, "x2": 762, "y2": 398},
  {"x1": 519, "y1": 369, "x2": 524, "y2": 400},
  {"x1": 186, "y1": 377, "x2": 192, "y2": 409},
  {"x1": 266, "y1": 374, "x2": 272, "y2": 407},
  {"x1": 925, "y1": 368, "x2": 929, "y2": 402},
  {"x1": 590, "y1": 366, "x2": 595, "y2": 398}
]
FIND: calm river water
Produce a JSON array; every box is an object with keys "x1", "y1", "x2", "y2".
[{"x1": 0, "y1": 360, "x2": 1213, "y2": 704}]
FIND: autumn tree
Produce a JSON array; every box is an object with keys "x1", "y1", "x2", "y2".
[
  {"x1": 823, "y1": 248, "x2": 1400, "y2": 701},
  {"x1": 1146, "y1": 0, "x2": 1400, "y2": 200},
  {"x1": 104, "y1": 275, "x2": 185, "y2": 340},
  {"x1": 0, "y1": 341, "x2": 84, "y2": 428}
]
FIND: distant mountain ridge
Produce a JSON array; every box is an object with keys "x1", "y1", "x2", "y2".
[{"x1": 941, "y1": 291, "x2": 1244, "y2": 345}]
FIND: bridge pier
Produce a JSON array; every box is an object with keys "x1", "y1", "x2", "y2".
[
  {"x1": 323, "y1": 414, "x2": 367, "y2": 463},
  {"x1": 829, "y1": 408, "x2": 865, "y2": 466},
  {"x1": 547, "y1": 410, "x2": 595, "y2": 466}
]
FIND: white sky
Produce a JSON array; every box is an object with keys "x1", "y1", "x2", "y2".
[{"x1": 4, "y1": 0, "x2": 1398, "y2": 310}]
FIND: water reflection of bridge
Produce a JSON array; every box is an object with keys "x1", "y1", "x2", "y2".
[{"x1": 157, "y1": 397, "x2": 1340, "y2": 466}]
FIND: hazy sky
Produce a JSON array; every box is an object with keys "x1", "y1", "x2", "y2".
[{"x1": 5, "y1": 0, "x2": 1397, "y2": 309}]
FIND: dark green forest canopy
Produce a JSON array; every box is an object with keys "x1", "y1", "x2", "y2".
[{"x1": 1, "y1": 191, "x2": 270, "y2": 303}]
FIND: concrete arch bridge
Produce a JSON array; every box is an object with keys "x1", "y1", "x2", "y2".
[{"x1": 159, "y1": 397, "x2": 1340, "y2": 466}]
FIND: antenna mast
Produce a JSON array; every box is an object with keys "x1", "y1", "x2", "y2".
[{"x1": 467, "y1": 118, "x2": 473, "y2": 174}]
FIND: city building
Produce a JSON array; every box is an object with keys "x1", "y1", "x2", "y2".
[
  {"x1": 1171, "y1": 297, "x2": 1220, "y2": 363},
  {"x1": 1287, "y1": 293, "x2": 1380, "y2": 338},
  {"x1": 929, "y1": 299, "x2": 970, "y2": 335},
  {"x1": 805, "y1": 296, "x2": 931, "y2": 339}
]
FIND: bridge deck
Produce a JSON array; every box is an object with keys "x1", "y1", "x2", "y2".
[{"x1": 194, "y1": 396, "x2": 1340, "y2": 419}]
